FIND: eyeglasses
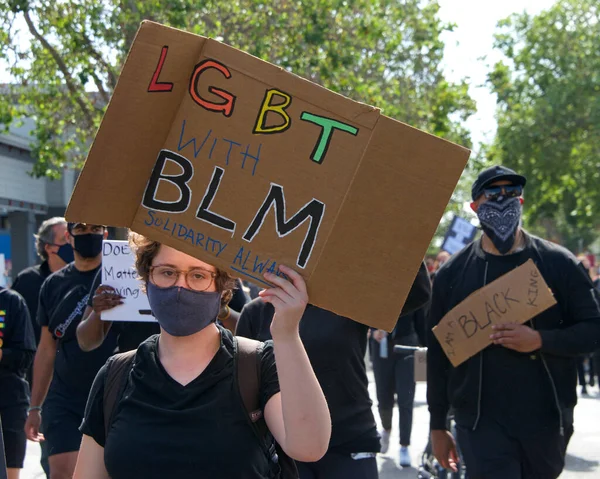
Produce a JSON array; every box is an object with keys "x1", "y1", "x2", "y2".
[
  {"x1": 149, "y1": 265, "x2": 217, "y2": 292},
  {"x1": 483, "y1": 185, "x2": 523, "y2": 201}
]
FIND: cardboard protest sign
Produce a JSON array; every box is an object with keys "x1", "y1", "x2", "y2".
[
  {"x1": 441, "y1": 215, "x2": 478, "y2": 255},
  {"x1": 66, "y1": 21, "x2": 470, "y2": 330},
  {"x1": 433, "y1": 259, "x2": 557, "y2": 367},
  {"x1": 101, "y1": 240, "x2": 154, "y2": 322},
  {"x1": 414, "y1": 348, "x2": 427, "y2": 382}
]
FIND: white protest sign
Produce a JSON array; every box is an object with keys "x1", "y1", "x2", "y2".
[
  {"x1": 441, "y1": 215, "x2": 478, "y2": 254},
  {"x1": 101, "y1": 240, "x2": 154, "y2": 322}
]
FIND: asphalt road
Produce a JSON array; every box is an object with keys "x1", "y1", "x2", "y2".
[{"x1": 20, "y1": 374, "x2": 600, "y2": 478}]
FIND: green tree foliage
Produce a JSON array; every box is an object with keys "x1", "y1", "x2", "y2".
[
  {"x1": 1, "y1": 0, "x2": 474, "y2": 179},
  {"x1": 488, "y1": 0, "x2": 599, "y2": 250}
]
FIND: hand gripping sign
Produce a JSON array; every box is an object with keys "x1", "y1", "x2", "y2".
[
  {"x1": 433, "y1": 260, "x2": 557, "y2": 367},
  {"x1": 101, "y1": 240, "x2": 154, "y2": 322},
  {"x1": 66, "y1": 21, "x2": 470, "y2": 330}
]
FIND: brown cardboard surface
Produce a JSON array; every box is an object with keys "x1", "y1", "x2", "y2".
[
  {"x1": 414, "y1": 349, "x2": 427, "y2": 382},
  {"x1": 432, "y1": 259, "x2": 557, "y2": 367},
  {"x1": 66, "y1": 21, "x2": 470, "y2": 330}
]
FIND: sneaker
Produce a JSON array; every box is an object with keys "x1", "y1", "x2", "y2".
[
  {"x1": 399, "y1": 446, "x2": 411, "y2": 467},
  {"x1": 582, "y1": 387, "x2": 589, "y2": 396},
  {"x1": 379, "y1": 430, "x2": 390, "y2": 454}
]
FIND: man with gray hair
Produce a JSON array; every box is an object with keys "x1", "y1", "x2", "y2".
[{"x1": 12, "y1": 217, "x2": 72, "y2": 345}]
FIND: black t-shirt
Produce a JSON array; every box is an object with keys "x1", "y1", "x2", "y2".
[
  {"x1": 88, "y1": 269, "x2": 161, "y2": 353},
  {"x1": 237, "y1": 300, "x2": 380, "y2": 454},
  {"x1": 11, "y1": 261, "x2": 52, "y2": 345},
  {"x1": 479, "y1": 247, "x2": 558, "y2": 434},
  {"x1": 80, "y1": 327, "x2": 280, "y2": 479},
  {"x1": 0, "y1": 288, "x2": 36, "y2": 411},
  {"x1": 38, "y1": 263, "x2": 117, "y2": 404}
]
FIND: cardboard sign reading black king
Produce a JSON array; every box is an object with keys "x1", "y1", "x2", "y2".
[{"x1": 66, "y1": 21, "x2": 470, "y2": 330}]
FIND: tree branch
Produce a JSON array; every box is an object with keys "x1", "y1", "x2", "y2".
[
  {"x1": 89, "y1": 68, "x2": 110, "y2": 105},
  {"x1": 76, "y1": 31, "x2": 118, "y2": 90},
  {"x1": 22, "y1": 9, "x2": 95, "y2": 128}
]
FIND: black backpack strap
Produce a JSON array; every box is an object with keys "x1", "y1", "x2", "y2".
[
  {"x1": 103, "y1": 350, "x2": 136, "y2": 439},
  {"x1": 234, "y1": 336, "x2": 268, "y2": 436},
  {"x1": 234, "y1": 337, "x2": 299, "y2": 479}
]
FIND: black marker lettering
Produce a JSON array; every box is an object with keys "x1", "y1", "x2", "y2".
[
  {"x1": 195, "y1": 166, "x2": 236, "y2": 233},
  {"x1": 142, "y1": 150, "x2": 193, "y2": 213},
  {"x1": 242, "y1": 184, "x2": 325, "y2": 268}
]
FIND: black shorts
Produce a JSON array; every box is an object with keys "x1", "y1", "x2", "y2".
[
  {"x1": 43, "y1": 398, "x2": 84, "y2": 457},
  {"x1": 297, "y1": 451, "x2": 378, "y2": 479},
  {"x1": 1, "y1": 406, "x2": 27, "y2": 468}
]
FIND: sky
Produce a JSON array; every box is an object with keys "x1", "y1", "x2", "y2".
[{"x1": 436, "y1": 0, "x2": 557, "y2": 148}]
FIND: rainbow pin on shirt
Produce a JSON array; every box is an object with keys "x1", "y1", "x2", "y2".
[{"x1": 0, "y1": 309, "x2": 5, "y2": 348}]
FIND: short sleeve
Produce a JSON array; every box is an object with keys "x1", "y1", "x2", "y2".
[
  {"x1": 259, "y1": 340, "x2": 280, "y2": 410},
  {"x1": 11, "y1": 292, "x2": 36, "y2": 352},
  {"x1": 80, "y1": 363, "x2": 108, "y2": 447},
  {"x1": 236, "y1": 305, "x2": 257, "y2": 339},
  {"x1": 87, "y1": 269, "x2": 102, "y2": 308}
]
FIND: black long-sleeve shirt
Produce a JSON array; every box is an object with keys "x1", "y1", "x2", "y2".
[
  {"x1": 237, "y1": 261, "x2": 431, "y2": 454},
  {"x1": 11, "y1": 261, "x2": 52, "y2": 345},
  {"x1": 427, "y1": 232, "x2": 600, "y2": 434},
  {"x1": 0, "y1": 288, "x2": 36, "y2": 409}
]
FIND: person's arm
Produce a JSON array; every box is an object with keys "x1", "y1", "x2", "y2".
[
  {"x1": 491, "y1": 255, "x2": 600, "y2": 356},
  {"x1": 0, "y1": 292, "x2": 36, "y2": 372},
  {"x1": 426, "y1": 270, "x2": 459, "y2": 472},
  {"x1": 73, "y1": 435, "x2": 110, "y2": 479},
  {"x1": 77, "y1": 285, "x2": 121, "y2": 352},
  {"x1": 426, "y1": 275, "x2": 451, "y2": 431},
  {"x1": 25, "y1": 326, "x2": 56, "y2": 442},
  {"x1": 261, "y1": 266, "x2": 330, "y2": 463},
  {"x1": 538, "y1": 258, "x2": 600, "y2": 356},
  {"x1": 401, "y1": 261, "x2": 432, "y2": 316}
]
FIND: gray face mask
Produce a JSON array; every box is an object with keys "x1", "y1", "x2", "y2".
[
  {"x1": 477, "y1": 197, "x2": 522, "y2": 255},
  {"x1": 146, "y1": 282, "x2": 221, "y2": 337}
]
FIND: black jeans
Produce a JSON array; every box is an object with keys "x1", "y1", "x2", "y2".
[
  {"x1": 370, "y1": 335, "x2": 416, "y2": 446},
  {"x1": 456, "y1": 416, "x2": 572, "y2": 479},
  {"x1": 297, "y1": 451, "x2": 378, "y2": 479}
]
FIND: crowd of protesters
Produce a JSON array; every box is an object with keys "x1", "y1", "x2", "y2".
[{"x1": 1, "y1": 165, "x2": 599, "y2": 479}]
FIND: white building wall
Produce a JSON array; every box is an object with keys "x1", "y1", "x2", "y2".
[{"x1": 0, "y1": 155, "x2": 47, "y2": 205}]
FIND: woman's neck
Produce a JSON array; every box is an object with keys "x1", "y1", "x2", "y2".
[{"x1": 157, "y1": 324, "x2": 221, "y2": 386}]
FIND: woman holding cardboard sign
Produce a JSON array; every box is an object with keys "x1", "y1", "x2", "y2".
[{"x1": 74, "y1": 232, "x2": 330, "y2": 479}]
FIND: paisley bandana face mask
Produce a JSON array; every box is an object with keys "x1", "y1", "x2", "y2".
[{"x1": 477, "y1": 197, "x2": 522, "y2": 254}]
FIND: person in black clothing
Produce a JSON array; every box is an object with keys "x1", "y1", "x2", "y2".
[
  {"x1": 24, "y1": 223, "x2": 117, "y2": 479},
  {"x1": 74, "y1": 232, "x2": 330, "y2": 478},
  {"x1": 427, "y1": 165, "x2": 600, "y2": 479},
  {"x1": 0, "y1": 288, "x2": 36, "y2": 479},
  {"x1": 11, "y1": 217, "x2": 71, "y2": 478},
  {"x1": 11, "y1": 217, "x2": 72, "y2": 347},
  {"x1": 370, "y1": 305, "x2": 428, "y2": 468},
  {"x1": 236, "y1": 262, "x2": 431, "y2": 479}
]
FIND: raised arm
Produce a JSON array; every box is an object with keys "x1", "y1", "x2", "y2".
[{"x1": 260, "y1": 265, "x2": 331, "y2": 463}]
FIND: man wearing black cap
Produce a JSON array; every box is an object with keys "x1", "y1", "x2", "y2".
[
  {"x1": 24, "y1": 223, "x2": 118, "y2": 479},
  {"x1": 427, "y1": 166, "x2": 600, "y2": 479}
]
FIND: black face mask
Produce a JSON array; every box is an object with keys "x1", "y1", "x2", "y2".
[
  {"x1": 73, "y1": 234, "x2": 103, "y2": 258},
  {"x1": 55, "y1": 243, "x2": 74, "y2": 264},
  {"x1": 476, "y1": 197, "x2": 522, "y2": 255}
]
